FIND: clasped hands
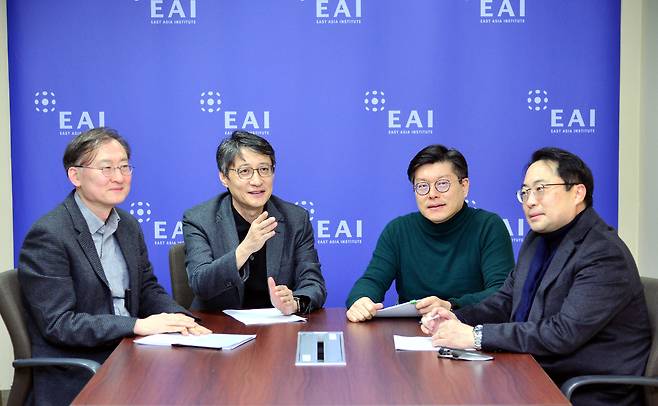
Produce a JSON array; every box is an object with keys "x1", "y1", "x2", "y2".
[{"x1": 420, "y1": 307, "x2": 475, "y2": 349}]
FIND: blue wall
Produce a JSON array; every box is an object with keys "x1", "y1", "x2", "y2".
[{"x1": 9, "y1": 0, "x2": 621, "y2": 306}]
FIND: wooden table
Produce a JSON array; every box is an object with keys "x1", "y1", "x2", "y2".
[{"x1": 73, "y1": 308, "x2": 569, "y2": 405}]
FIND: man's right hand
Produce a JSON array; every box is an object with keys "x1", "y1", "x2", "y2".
[
  {"x1": 133, "y1": 313, "x2": 203, "y2": 336},
  {"x1": 235, "y1": 211, "x2": 277, "y2": 269},
  {"x1": 346, "y1": 297, "x2": 384, "y2": 322}
]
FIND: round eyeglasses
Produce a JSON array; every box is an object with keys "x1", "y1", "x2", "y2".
[
  {"x1": 516, "y1": 183, "x2": 576, "y2": 203},
  {"x1": 414, "y1": 179, "x2": 462, "y2": 196},
  {"x1": 229, "y1": 165, "x2": 275, "y2": 180},
  {"x1": 74, "y1": 164, "x2": 134, "y2": 178}
]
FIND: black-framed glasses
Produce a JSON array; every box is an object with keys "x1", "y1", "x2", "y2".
[
  {"x1": 414, "y1": 178, "x2": 462, "y2": 196},
  {"x1": 74, "y1": 164, "x2": 134, "y2": 178},
  {"x1": 229, "y1": 165, "x2": 275, "y2": 180},
  {"x1": 516, "y1": 183, "x2": 576, "y2": 203}
]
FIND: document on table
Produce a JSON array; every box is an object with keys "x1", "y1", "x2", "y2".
[
  {"x1": 134, "y1": 333, "x2": 256, "y2": 350},
  {"x1": 393, "y1": 335, "x2": 484, "y2": 359},
  {"x1": 393, "y1": 335, "x2": 436, "y2": 351},
  {"x1": 374, "y1": 301, "x2": 420, "y2": 318},
  {"x1": 223, "y1": 308, "x2": 307, "y2": 325}
]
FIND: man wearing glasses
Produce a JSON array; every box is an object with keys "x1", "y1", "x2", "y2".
[
  {"x1": 18, "y1": 127, "x2": 210, "y2": 406},
  {"x1": 182, "y1": 130, "x2": 326, "y2": 314},
  {"x1": 346, "y1": 144, "x2": 514, "y2": 322},
  {"x1": 420, "y1": 147, "x2": 650, "y2": 406}
]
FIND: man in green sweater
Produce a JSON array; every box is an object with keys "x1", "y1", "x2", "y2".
[{"x1": 346, "y1": 145, "x2": 514, "y2": 322}]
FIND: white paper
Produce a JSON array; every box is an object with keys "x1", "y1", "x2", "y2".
[
  {"x1": 375, "y1": 301, "x2": 420, "y2": 318},
  {"x1": 134, "y1": 333, "x2": 256, "y2": 350},
  {"x1": 223, "y1": 308, "x2": 307, "y2": 325},
  {"x1": 393, "y1": 335, "x2": 437, "y2": 351}
]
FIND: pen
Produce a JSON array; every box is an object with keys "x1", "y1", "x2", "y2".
[{"x1": 418, "y1": 314, "x2": 440, "y2": 325}]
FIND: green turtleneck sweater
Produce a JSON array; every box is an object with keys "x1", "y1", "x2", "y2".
[{"x1": 346, "y1": 204, "x2": 514, "y2": 309}]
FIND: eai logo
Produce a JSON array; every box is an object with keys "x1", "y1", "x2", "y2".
[
  {"x1": 33, "y1": 90, "x2": 107, "y2": 136},
  {"x1": 199, "y1": 89, "x2": 271, "y2": 136},
  {"x1": 150, "y1": 0, "x2": 197, "y2": 25},
  {"x1": 480, "y1": 0, "x2": 526, "y2": 24},
  {"x1": 363, "y1": 89, "x2": 434, "y2": 136},
  {"x1": 527, "y1": 88, "x2": 597, "y2": 135},
  {"x1": 295, "y1": 200, "x2": 363, "y2": 245},
  {"x1": 315, "y1": 0, "x2": 362, "y2": 25},
  {"x1": 128, "y1": 200, "x2": 183, "y2": 245},
  {"x1": 503, "y1": 217, "x2": 526, "y2": 244}
]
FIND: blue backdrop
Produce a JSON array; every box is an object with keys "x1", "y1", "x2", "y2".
[{"x1": 9, "y1": 0, "x2": 621, "y2": 307}]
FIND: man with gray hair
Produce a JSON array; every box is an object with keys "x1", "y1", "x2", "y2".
[
  {"x1": 18, "y1": 127, "x2": 210, "y2": 406},
  {"x1": 183, "y1": 130, "x2": 326, "y2": 313}
]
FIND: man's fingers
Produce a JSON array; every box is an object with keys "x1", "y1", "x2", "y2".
[
  {"x1": 267, "y1": 277, "x2": 276, "y2": 291},
  {"x1": 254, "y1": 211, "x2": 269, "y2": 223}
]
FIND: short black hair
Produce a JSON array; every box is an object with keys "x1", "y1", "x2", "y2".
[
  {"x1": 528, "y1": 147, "x2": 594, "y2": 207},
  {"x1": 216, "y1": 131, "x2": 276, "y2": 175},
  {"x1": 63, "y1": 127, "x2": 130, "y2": 173},
  {"x1": 407, "y1": 144, "x2": 468, "y2": 183}
]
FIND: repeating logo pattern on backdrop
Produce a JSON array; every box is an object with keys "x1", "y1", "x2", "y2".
[
  {"x1": 526, "y1": 88, "x2": 597, "y2": 135},
  {"x1": 479, "y1": 0, "x2": 526, "y2": 24},
  {"x1": 363, "y1": 89, "x2": 434, "y2": 136},
  {"x1": 200, "y1": 89, "x2": 271, "y2": 136},
  {"x1": 295, "y1": 199, "x2": 363, "y2": 245},
  {"x1": 32, "y1": 89, "x2": 106, "y2": 136},
  {"x1": 146, "y1": 0, "x2": 197, "y2": 25},
  {"x1": 129, "y1": 201, "x2": 152, "y2": 223},
  {"x1": 314, "y1": 0, "x2": 362, "y2": 25},
  {"x1": 129, "y1": 200, "x2": 184, "y2": 246}
]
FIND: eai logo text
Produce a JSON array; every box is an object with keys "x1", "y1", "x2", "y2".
[
  {"x1": 150, "y1": 0, "x2": 197, "y2": 25},
  {"x1": 59, "y1": 112, "x2": 105, "y2": 136},
  {"x1": 224, "y1": 111, "x2": 271, "y2": 135},
  {"x1": 388, "y1": 110, "x2": 434, "y2": 135},
  {"x1": 550, "y1": 109, "x2": 596, "y2": 134},
  {"x1": 480, "y1": 0, "x2": 526, "y2": 24},
  {"x1": 316, "y1": 0, "x2": 362, "y2": 25}
]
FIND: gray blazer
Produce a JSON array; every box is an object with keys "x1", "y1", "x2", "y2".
[
  {"x1": 182, "y1": 192, "x2": 326, "y2": 311},
  {"x1": 457, "y1": 208, "x2": 651, "y2": 406},
  {"x1": 18, "y1": 192, "x2": 188, "y2": 406}
]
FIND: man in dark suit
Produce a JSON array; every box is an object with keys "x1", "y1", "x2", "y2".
[
  {"x1": 183, "y1": 130, "x2": 326, "y2": 313},
  {"x1": 19, "y1": 127, "x2": 210, "y2": 406},
  {"x1": 420, "y1": 147, "x2": 651, "y2": 406}
]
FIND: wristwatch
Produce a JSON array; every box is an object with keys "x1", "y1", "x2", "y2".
[
  {"x1": 473, "y1": 325, "x2": 483, "y2": 350},
  {"x1": 294, "y1": 296, "x2": 301, "y2": 313}
]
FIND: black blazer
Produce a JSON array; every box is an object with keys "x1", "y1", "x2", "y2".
[
  {"x1": 457, "y1": 207, "x2": 651, "y2": 406},
  {"x1": 182, "y1": 192, "x2": 327, "y2": 311},
  {"x1": 18, "y1": 192, "x2": 188, "y2": 406}
]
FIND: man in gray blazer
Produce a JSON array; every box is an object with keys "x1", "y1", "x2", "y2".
[
  {"x1": 183, "y1": 130, "x2": 326, "y2": 313},
  {"x1": 19, "y1": 128, "x2": 209, "y2": 406},
  {"x1": 420, "y1": 148, "x2": 650, "y2": 406}
]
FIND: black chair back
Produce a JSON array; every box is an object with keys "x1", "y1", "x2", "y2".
[
  {"x1": 168, "y1": 243, "x2": 194, "y2": 309},
  {"x1": 0, "y1": 269, "x2": 33, "y2": 406}
]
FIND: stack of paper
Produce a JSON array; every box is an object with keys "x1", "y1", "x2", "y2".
[
  {"x1": 223, "y1": 308, "x2": 307, "y2": 325},
  {"x1": 134, "y1": 333, "x2": 256, "y2": 350}
]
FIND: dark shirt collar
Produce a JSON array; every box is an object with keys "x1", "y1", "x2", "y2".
[
  {"x1": 417, "y1": 202, "x2": 471, "y2": 236},
  {"x1": 540, "y1": 207, "x2": 588, "y2": 248}
]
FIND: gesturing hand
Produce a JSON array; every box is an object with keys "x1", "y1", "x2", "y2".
[
  {"x1": 268, "y1": 277, "x2": 297, "y2": 315},
  {"x1": 235, "y1": 211, "x2": 277, "y2": 269},
  {"x1": 242, "y1": 211, "x2": 277, "y2": 254}
]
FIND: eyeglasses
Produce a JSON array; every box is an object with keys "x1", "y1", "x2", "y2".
[
  {"x1": 74, "y1": 164, "x2": 134, "y2": 178},
  {"x1": 228, "y1": 165, "x2": 275, "y2": 180},
  {"x1": 414, "y1": 179, "x2": 462, "y2": 196},
  {"x1": 516, "y1": 183, "x2": 576, "y2": 203}
]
